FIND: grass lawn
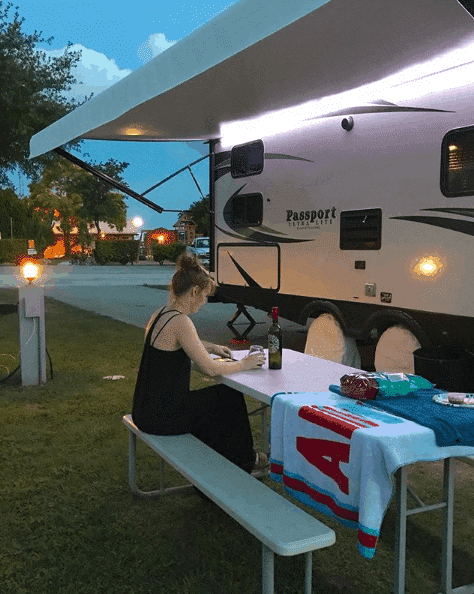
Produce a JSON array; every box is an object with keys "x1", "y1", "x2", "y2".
[{"x1": 1, "y1": 287, "x2": 473, "y2": 594}]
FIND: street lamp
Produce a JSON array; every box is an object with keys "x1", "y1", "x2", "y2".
[{"x1": 132, "y1": 216, "x2": 144, "y2": 262}]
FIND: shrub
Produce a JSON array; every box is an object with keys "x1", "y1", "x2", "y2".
[
  {"x1": 93, "y1": 240, "x2": 138, "y2": 265},
  {"x1": 115, "y1": 240, "x2": 138, "y2": 265},
  {"x1": 152, "y1": 242, "x2": 186, "y2": 264},
  {"x1": 0, "y1": 239, "x2": 28, "y2": 264}
]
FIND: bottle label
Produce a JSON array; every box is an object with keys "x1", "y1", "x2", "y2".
[{"x1": 268, "y1": 335, "x2": 280, "y2": 353}]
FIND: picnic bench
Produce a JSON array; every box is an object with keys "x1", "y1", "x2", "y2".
[{"x1": 123, "y1": 414, "x2": 335, "y2": 594}]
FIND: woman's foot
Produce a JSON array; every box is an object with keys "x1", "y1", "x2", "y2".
[{"x1": 253, "y1": 451, "x2": 270, "y2": 470}]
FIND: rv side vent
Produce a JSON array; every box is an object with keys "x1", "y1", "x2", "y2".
[{"x1": 340, "y1": 208, "x2": 382, "y2": 250}]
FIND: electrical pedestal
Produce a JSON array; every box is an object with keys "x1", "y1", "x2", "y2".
[{"x1": 18, "y1": 286, "x2": 47, "y2": 386}]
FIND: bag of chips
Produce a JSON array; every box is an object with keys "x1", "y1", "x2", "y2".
[{"x1": 340, "y1": 372, "x2": 434, "y2": 400}]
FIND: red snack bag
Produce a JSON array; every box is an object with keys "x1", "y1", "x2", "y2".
[{"x1": 340, "y1": 373, "x2": 379, "y2": 400}]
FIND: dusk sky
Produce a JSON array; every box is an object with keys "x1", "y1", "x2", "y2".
[{"x1": 19, "y1": 0, "x2": 237, "y2": 231}]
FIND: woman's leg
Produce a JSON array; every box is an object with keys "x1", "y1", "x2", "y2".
[{"x1": 187, "y1": 384, "x2": 255, "y2": 473}]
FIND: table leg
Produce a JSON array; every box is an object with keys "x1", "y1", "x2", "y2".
[
  {"x1": 262, "y1": 405, "x2": 270, "y2": 454},
  {"x1": 394, "y1": 466, "x2": 408, "y2": 594},
  {"x1": 441, "y1": 458, "x2": 455, "y2": 594}
]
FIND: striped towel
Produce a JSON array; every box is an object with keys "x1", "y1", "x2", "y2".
[{"x1": 270, "y1": 390, "x2": 474, "y2": 558}]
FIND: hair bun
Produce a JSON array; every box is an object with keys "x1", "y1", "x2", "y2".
[{"x1": 177, "y1": 252, "x2": 201, "y2": 271}]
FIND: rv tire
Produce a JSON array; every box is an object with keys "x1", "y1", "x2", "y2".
[{"x1": 374, "y1": 325, "x2": 422, "y2": 375}]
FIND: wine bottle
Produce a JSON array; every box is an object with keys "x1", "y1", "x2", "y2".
[{"x1": 268, "y1": 306, "x2": 282, "y2": 369}]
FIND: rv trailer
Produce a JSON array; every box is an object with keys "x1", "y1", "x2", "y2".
[{"x1": 29, "y1": 0, "x2": 474, "y2": 376}]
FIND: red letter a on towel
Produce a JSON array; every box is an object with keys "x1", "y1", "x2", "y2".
[{"x1": 296, "y1": 437, "x2": 350, "y2": 495}]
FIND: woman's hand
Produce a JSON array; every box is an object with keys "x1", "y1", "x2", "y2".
[
  {"x1": 240, "y1": 351, "x2": 266, "y2": 371},
  {"x1": 211, "y1": 344, "x2": 233, "y2": 358}
]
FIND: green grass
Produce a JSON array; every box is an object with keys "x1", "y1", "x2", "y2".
[{"x1": 1, "y1": 287, "x2": 473, "y2": 594}]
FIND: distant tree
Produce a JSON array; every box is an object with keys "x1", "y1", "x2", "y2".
[
  {"x1": 0, "y1": 188, "x2": 54, "y2": 255},
  {"x1": 0, "y1": 1, "x2": 82, "y2": 187},
  {"x1": 184, "y1": 195, "x2": 210, "y2": 236},
  {"x1": 28, "y1": 158, "x2": 129, "y2": 257},
  {"x1": 28, "y1": 159, "x2": 84, "y2": 258},
  {"x1": 73, "y1": 159, "x2": 128, "y2": 238},
  {"x1": 0, "y1": 187, "x2": 27, "y2": 238}
]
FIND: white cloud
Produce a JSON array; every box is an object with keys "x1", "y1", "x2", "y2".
[
  {"x1": 137, "y1": 33, "x2": 177, "y2": 63},
  {"x1": 44, "y1": 44, "x2": 132, "y2": 100}
]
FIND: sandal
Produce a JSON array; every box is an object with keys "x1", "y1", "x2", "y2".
[{"x1": 253, "y1": 451, "x2": 270, "y2": 470}]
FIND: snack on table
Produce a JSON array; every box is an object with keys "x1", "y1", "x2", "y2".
[
  {"x1": 447, "y1": 392, "x2": 466, "y2": 404},
  {"x1": 340, "y1": 372, "x2": 435, "y2": 400},
  {"x1": 340, "y1": 373, "x2": 379, "y2": 399}
]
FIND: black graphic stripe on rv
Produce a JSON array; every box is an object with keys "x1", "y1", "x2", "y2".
[
  {"x1": 306, "y1": 103, "x2": 453, "y2": 121},
  {"x1": 215, "y1": 224, "x2": 312, "y2": 243},
  {"x1": 390, "y1": 215, "x2": 474, "y2": 236},
  {"x1": 420, "y1": 208, "x2": 474, "y2": 218},
  {"x1": 265, "y1": 153, "x2": 313, "y2": 163},
  {"x1": 226, "y1": 252, "x2": 262, "y2": 288},
  {"x1": 214, "y1": 153, "x2": 313, "y2": 181}
]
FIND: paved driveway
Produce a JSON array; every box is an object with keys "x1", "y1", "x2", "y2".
[{"x1": 0, "y1": 263, "x2": 306, "y2": 349}]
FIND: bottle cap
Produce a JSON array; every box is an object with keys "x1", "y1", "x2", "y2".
[{"x1": 272, "y1": 306, "x2": 279, "y2": 319}]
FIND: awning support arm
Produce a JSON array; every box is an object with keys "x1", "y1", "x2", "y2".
[
  {"x1": 141, "y1": 155, "x2": 208, "y2": 196},
  {"x1": 54, "y1": 147, "x2": 164, "y2": 214},
  {"x1": 187, "y1": 166, "x2": 205, "y2": 199}
]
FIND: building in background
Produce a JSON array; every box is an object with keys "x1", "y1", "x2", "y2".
[
  {"x1": 43, "y1": 219, "x2": 138, "y2": 259},
  {"x1": 140, "y1": 227, "x2": 177, "y2": 259},
  {"x1": 173, "y1": 213, "x2": 196, "y2": 244}
]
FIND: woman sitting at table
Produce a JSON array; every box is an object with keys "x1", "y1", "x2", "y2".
[{"x1": 132, "y1": 252, "x2": 267, "y2": 475}]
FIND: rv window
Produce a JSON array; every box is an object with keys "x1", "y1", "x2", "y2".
[
  {"x1": 224, "y1": 193, "x2": 263, "y2": 227},
  {"x1": 340, "y1": 209, "x2": 382, "y2": 250},
  {"x1": 441, "y1": 127, "x2": 474, "y2": 197},
  {"x1": 231, "y1": 140, "x2": 264, "y2": 178}
]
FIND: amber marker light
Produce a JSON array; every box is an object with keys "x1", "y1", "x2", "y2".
[{"x1": 413, "y1": 256, "x2": 444, "y2": 278}]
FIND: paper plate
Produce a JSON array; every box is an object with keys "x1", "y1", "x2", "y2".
[{"x1": 432, "y1": 394, "x2": 474, "y2": 408}]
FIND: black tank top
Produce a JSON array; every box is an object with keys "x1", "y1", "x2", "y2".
[{"x1": 132, "y1": 307, "x2": 192, "y2": 435}]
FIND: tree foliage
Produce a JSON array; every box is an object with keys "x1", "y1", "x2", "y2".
[
  {"x1": 28, "y1": 158, "x2": 129, "y2": 257},
  {"x1": 74, "y1": 159, "x2": 128, "y2": 237},
  {"x1": 0, "y1": 2, "x2": 82, "y2": 186},
  {"x1": 28, "y1": 159, "x2": 84, "y2": 257},
  {"x1": 184, "y1": 195, "x2": 210, "y2": 235},
  {"x1": 0, "y1": 187, "x2": 27, "y2": 238},
  {"x1": 0, "y1": 187, "x2": 55, "y2": 256}
]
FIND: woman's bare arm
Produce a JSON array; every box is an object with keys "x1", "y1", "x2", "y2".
[{"x1": 175, "y1": 316, "x2": 263, "y2": 376}]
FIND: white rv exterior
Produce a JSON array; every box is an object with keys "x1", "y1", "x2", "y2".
[
  {"x1": 28, "y1": 0, "x2": 474, "y2": 367},
  {"x1": 210, "y1": 80, "x2": 474, "y2": 355}
]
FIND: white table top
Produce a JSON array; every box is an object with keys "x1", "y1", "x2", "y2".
[{"x1": 221, "y1": 348, "x2": 362, "y2": 405}]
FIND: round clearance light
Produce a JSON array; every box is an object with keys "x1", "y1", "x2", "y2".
[{"x1": 413, "y1": 256, "x2": 444, "y2": 278}]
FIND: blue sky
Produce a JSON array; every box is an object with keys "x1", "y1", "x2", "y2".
[{"x1": 18, "y1": 0, "x2": 237, "y2": 231}]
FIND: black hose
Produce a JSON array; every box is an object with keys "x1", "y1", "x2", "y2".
[{"x1": 0, "y1": 347, "x2": 54, "y2": 383}]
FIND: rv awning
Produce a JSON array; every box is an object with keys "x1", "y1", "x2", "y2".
[{"x1": 30, "y1": 0, "x2": 474, "y2": 158}]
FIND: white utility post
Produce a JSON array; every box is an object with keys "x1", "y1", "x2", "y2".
[
  {"x1": 18, "y1": 255, "x2": 47, "y2": 386},
  {"x1": 18, "y1": 285, "x2": 47, "y2": 386}
]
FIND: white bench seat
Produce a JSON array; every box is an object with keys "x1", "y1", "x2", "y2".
[{"x1": 123, "y1": 414, "x2": 335, "y2": 594}]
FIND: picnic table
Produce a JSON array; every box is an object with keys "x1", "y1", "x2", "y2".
[{"x1": 221, "y1": 348, "x2": 474, "y2": 594}]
